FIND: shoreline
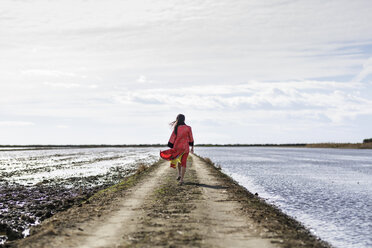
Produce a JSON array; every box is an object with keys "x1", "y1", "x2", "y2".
[
  {"x1": 1, "y1": 143, "x2": 371, "y2": 150},
  {"x1": 6, "y1": 155, "x2": 331, "y2": 247}
]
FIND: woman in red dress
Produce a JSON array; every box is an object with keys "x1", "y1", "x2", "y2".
[{"x1": 160, "y1": 114, "x2": 194, "y2": 185}]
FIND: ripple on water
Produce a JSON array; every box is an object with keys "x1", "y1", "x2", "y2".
[{"x1": 196, "y1": 147, "x2": 372, "y2": 248}]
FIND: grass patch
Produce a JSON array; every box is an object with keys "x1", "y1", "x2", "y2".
[
  {"x1": 198, "y1": 156, "x2": 221, "y2": 170},
  {"x1": 85, "y1": 160, "x2": 161, "y2": 203}
]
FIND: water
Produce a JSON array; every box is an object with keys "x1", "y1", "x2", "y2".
[
  {"x1": 0, "y1": 147, "x2": 161, "y2": 186},
  {"x1": 196, "y1": 147, "x2": 372, "y2": 248}
]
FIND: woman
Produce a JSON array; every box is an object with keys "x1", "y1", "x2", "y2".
[{"x1": 160, "y1": 114, "x2": 194, "y2": 185}]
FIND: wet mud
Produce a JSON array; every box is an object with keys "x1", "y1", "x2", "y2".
[
  {"x1": 0, "y1": 170, "x2": 139, "y2": 245},
  {"x1": 0, "y1": 147, "x2": 159, "y2": 245}
]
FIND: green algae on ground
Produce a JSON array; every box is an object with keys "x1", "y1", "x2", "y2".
[{"x1": 84, "y1": 161, "x2": 161, "y2": 204}]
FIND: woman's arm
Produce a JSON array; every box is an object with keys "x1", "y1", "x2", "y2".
[{"x1": 188, "y1": 127, "x2": 194, "y2": 153}]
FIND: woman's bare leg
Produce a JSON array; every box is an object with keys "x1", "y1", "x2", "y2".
[
  {"x1": 180, "y1": 166, "x2": 186, "y2": 183},
  {"x1": 177, "y1": 163, "x2": 181, "y2": 179}
]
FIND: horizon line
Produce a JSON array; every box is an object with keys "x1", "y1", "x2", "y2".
[{"x1": 0, "y1": 142, "x2": 367, "y2": 147}]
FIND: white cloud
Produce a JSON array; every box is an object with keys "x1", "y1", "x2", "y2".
[
  {"x1": 0, "y1": 0, "x2": 372, "y2": 144},
  {"x1": 21, "y1": 69, "x2": 77, "y2": 78},
  {"x1": 43, "y1": 82, "x2": 81, "y2": 88},
  {"x1": 43, "y1": 82, "x2": 97, "y2": 89},
  {"x1": 136, "y1": 75, "x2": 153, "y2": 84},
  {"x1": 353, "y1": 56, "x2": 372, "y2": 82},
  {"x1": 1, "y1": 0, "x2": 371, "y2": 83},
  {"x1": 0, "y1": 121, "x2": 35, "y2": 127},
  {"x1": 112, "y1": 80, "x2": 372, "y2": 123},
  {"x1": 56, "y1": 125, "x2": 69, "y2": 129}
]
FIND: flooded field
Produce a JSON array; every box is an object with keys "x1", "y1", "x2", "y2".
[
  {"x1": 0, "y1": 147, "x2": 160, "y2": 244},
  {"x1": 196, "y1": 147, "x2": 372, "y2": 248}
]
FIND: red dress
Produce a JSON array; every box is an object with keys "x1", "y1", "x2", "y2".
[{"x1": 160, "y1": 125, "x2": 194, "y2": 167}]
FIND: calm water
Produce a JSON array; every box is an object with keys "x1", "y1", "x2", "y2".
[{"x1": 196, "y1": 147, "x2": 372, "y2": 248}]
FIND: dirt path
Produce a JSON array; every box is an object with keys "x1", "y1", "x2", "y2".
[
  {"x1": 12, "y1": 155, "x2": 329, "y2": 248},
  {"x1": 190, "y1": 155, "x2": 276, "y2": 247},
  {"x1": 64, "y1": 160, "x2": 170, "y2": 248},
  {"x1": 112, "y1": 154, "x2": 277, "y2": 248}
]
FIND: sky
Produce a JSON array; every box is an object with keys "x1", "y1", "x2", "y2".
[{"x1": 1, "y1": 0, "x2": 372, "y2": 145}]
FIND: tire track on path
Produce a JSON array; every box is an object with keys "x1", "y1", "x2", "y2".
[{"x1": 71, "y1": 160, "x2": 170, "y2": 248}]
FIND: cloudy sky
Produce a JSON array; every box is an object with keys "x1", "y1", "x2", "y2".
[{"x1": 1, "y1": 0, "x2": 372, "y2": 145}]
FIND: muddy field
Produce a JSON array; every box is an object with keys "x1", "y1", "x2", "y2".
[{"x1": 0, "y1": 147, "x2": 160, "y2": 245}]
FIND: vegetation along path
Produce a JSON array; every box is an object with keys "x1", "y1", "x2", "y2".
[{"x1": 11, "y1": 154, "x2": 330, "y2": 248}]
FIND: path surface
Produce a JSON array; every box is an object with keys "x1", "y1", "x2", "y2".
[
  {"x1": 61, "y1": 159, "x2": 170, "y2": 248},
  {"x1": 14, "y1": 155, "x2": 280, "y2": 247},
  {"x1": 191, "y1": 155, "x2": 276, "y2": 247}
]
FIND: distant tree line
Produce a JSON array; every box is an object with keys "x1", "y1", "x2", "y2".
[
  {"x1": 195, "y1": 144, "x2": 306, "y2": 147},
  {"x1": 1, "y1": 142, "x2": 372, "y2": 149}
]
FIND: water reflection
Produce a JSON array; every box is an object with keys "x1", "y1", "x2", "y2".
[{"x1": 196, "y1": 147, "x2": 372, "y2": 248}]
